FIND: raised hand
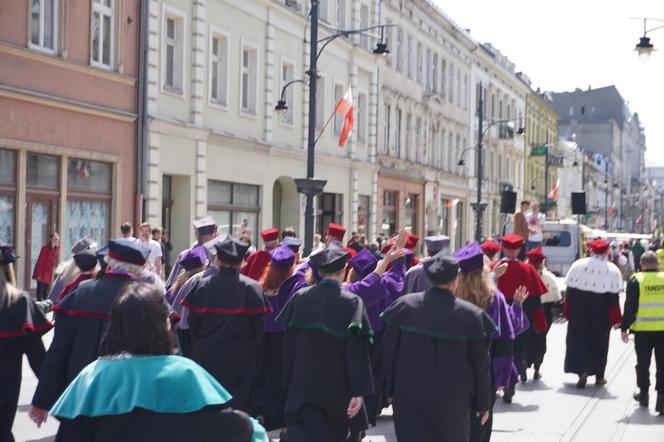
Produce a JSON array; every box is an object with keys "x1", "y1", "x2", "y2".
[{"x1": 513, "y1": 285, "x2": 529, "y2": 304}]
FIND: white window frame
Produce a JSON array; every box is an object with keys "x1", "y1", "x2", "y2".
[
  {"x1": 319, "y1": 0, "x2": 329, "y2": 23},
  {"x1": 356, "y1": 90, "x2": 368, "y2": 145},
  {"x1": 407, "y1": 35, "x2": 413, "y2": 80},
  {"x1": 396, "y1": 28, "x2": 403, "y2": 73},
  {"x1": 90, "y1": 0, "x2": 114, "y2": 69},
  {"x1": 239, "y1": 39, "x2": 260, "y2": 117},
  {"x1": 333, "y1": 80, "x2": 345, "y2": 136},
  {"x1": 336, "y1": 0, "x2": 346, "y2": 30},
  {"x1": 208, "y1": 26, "x2": 230, "y2": 109},
  {"x1": 161, "y1": 4, "x2": 187, "y2": 96},
  {"x1": 29, "y1": 0, "x2": 58, "y2": 54},
  {"x1": 359, "y1": 2, "x2": 370, "y2": 50},
  {"x1": 416, "y1": 42, "x2": 422, "y2": 84},
  {"x1": 383, "y1": 103, "x2": 391, "y2": 154},
  {"x1": 279, "y1": 56, "x2": 296, "y2": 127},
  {"x1": 394, "y1": 108, "x2": 402, "y2": 158}
]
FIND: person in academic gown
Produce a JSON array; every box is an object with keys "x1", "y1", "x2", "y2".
[
  {"x1": 453, "y1": 242, "x2": 529, "y2": 441},
  {"x1": 57, "y1": 249, "x2": 98, "y2": 302},
  {"x1": 164, "y1": 246, "x2": 207, "y2": 305},
  {"x1": 277, "y1": 244, "x2": 374, "y2": 442},
  {"x1": 50, "y1": 282, "x2": 268, "y2": 442},
  {"x1": 48, "y1": 235, "x2": 97, "y2": 302},
  {"x1": 183, "y1": 236, "x2": 270, "y2": 414},
  {"x1": 403, "y1": 235, "x2": 450, "y2": 294},
  {"x1": 254, "y1": 246, "x2": 296, "y2": 434},
  {"x1": 0, "y1": 243, "x2": 53, "y2": 442},
  {"x1": 381, "y1": 249, "x2": 496, "y2": 442},
  {"x1": 563, "y1": 239, "x2": 623, "y2": 388},
  {"x1": 165, "y1": 216, "x2": 218, "y2": 289},
  {"x1": 481, "y1": 240, "x2": 501, "y2": 266},
  {"x1": 242, "y1": 228, "x2": 280, "y2": 281},
  {"x1": 29, "y1": 239, "x2": 151, "y2": 429},
  {"x1": 490, "y1": 233, "x2": 548, "y2": 400},
  {"x1": 525, "y1": 248, "x2": 562, "y2": 380}
]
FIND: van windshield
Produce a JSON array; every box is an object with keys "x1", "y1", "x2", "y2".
[{"x1": 543, "y1": 231, "x2": 572, "y2": 247}]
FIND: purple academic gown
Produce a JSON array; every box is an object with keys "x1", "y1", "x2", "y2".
[{"x1": 488, "y1": 290, "x2": 529, "y2": 388}]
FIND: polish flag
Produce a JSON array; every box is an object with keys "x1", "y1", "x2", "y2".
[
  {"x1": 445, "y1": 199, "x2": 460, "y2": 208},
  {"x1": 548, "y1": 179, "x2": 560, "y2": 201},
  {"x1": 335, "y1": 86, "x2": 354, "y2": 148},
  {"x1": 636, "y1": 215, "x2": 642, "y2": 225}
]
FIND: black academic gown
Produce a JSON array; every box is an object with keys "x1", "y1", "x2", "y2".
[
  {"x1": 31, "y1": 274, "x2": 134, "y2": 412},
  {"x1": 183, "y1": 267, "x2": 269, "y2": 414},
  {"x1": 381, "y1": 288, "x2": 495, "y2": 442},
  {"x1": 0, "y1": 292, "x2": 51, "y2": 442},
  {"x1": 56, "y1": 407, "x2": 253, "y2": 442},
  {"x1": 277, "y1": 280, "x2": 374, "y2": 442}
]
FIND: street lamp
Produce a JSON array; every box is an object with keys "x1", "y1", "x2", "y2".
[
  {"x1": 275, "y1": 2, "x2": 393, "y2": 256},
  {"x1": 632, "y1": 17, "x2": 664, "y2": 62}
]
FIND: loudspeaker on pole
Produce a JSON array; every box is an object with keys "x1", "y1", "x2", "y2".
[
  {"x1": 571, "y1": 192, "x2": 586, "y2": 215},
  {"x1": 500, "y1": 191, "x2": 517, "y2": 214}
]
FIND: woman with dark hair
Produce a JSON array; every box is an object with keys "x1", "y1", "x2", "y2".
[
  {"x1": 453, "y1": 242, "x2": 529, "y2": 442},
  {"x1": 32, "y1": 233, "x2": 60, "y2": 301},
  {"x1": 0, "y1": 243, "x2": 52, "y2": 442},
  {"x1": 50, "y1": 282, "x2": 268, "y2": 442},
  {"x1": 254, "y1": 246, "x2": 296, "y2": 435}
]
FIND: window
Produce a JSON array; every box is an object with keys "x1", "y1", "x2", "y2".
[
  {"x1": 415, "y1": 117, "x2": 422, "y2": 163},
  {"x1": 463, "y1": 75, "x2": 468, "y2": 109},
  {"x1": 455, "y1": 202, "x2": 464, "y2": 247},
  {"x1": 163, "y1": 11, "x2": 184, "y2": 91},
  {"x1": 382, "y1": 191, "x2": 397, "y2": 236},
  {"x1": 358, "y1": 195, "x2": 371, "y2": 236},
  {"x1": 91, "y1": 0, "x2": 113, "y2": 68},
  {"x1": 383, "y1": 104, "x2": 391, "y2": 154},
  {"x1": 447, "y1": 132, "x2": 453, "y2": 172},
  {"x1": 441, "y1": 59, "x2": 447, "y2": 98},
  {"x1": 440, "y1": 199, "x2": 450, "y2": 236},
  {"x1": 334, "y1": 83, "x2": 344, "y2": 135},
  {"x1": 395, "y1": 108, "x2": 402, "y2": 158},
  {"x1": 27, "y1": 154, "x2": 59, "y2": 189},
  {"x1": 208, "y1": 180, "x2": 260, "y2": 245},
  {"x1": 162, "y1": 175, "x2": 173, "y2": 238},
  {"x1": 542, "y1": 231, "x2": 572, "y2": 247},
  {"x1": 316, "y1": 76, "x2": 325, "y2": 129},
  {"x1": 240, "y1": 43, "x2": 258, "y2": 114},
  {"x1": 65, "y1": 159, "x2": 112, "y2": 259},
  {"x1": 317, "y1": 193, "x2": 343, "y2": 236},
  {"x1": 416, "y1": 42, "x2": 422, "y2": 84},
  {"x1": 319, "y1": 0, "x2": 329, "y2": 22},
  {"x1": 385, "y1": 20, "x2": 393, "y2": 67},
  {"x1": 404, "y1": 193, "x2": 418, "y2": 234},
  {"x1": 396, "y1": 28, "x2": 403, "y2": 73},
  {"x1": 428, "y1": 126, "x2": 435, "y2": 166},
  {"x1": 210, "y1": 31, "x2": 229, "y2": 107},
  {"x1": 439, "y1": 129, "x2": 445, "y2": 169},
  {"x1": 280, "y1": 60, "x2": 295, "y2": 124},
  {"x1": 0, "y1": 149, "x2": 17, "y2": 245},
  {"x1": 360, "y1": 4, "x2": 369, "y2": 50},
  {"x1": 456, "y1": 68, "x2": 461, "y2": 107},
  {"x1": 407, "y1": 35, "x2": 413, "y2": 79},
  {"x1": 581, "y1": 106, "x2": 585, "y2": 115},
  {"x1": 426, "y1": 49, "x2": 432, "y2": 91},
  {"x1": 357, "y1": 92, "x2": 367, "y2": 143},
  {"x1": 432, "y1": 53, "x2": 438, "y2": 93},
  {"x1": 455, "y1": 134, "x2": 461, "y2": 174},
  {"x1": 569, "y1": 106, "x2": 574, "y2": 116},
  {"x1": 448, "y1": 63, "x2": 454, "y2": 103},
  {"x1": 405, "y1": 114, "x2": 413, "y2": 161},
  {"x1": 336, "y1": 0, "x2": 346, "y2": 30},
  {"x1": 30, "y1": 0, "x2": 57, "y2": 52}
]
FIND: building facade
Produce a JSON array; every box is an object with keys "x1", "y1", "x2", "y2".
[
  {"x1": 0, "y1": 0, "x2": 140, "y2": 288},
  {"x1": 144, "y1": 0, "x2": 381, "y2": 255},
  {"x1": 377, "y1": 0, "x2": 474, "y2": 249}
]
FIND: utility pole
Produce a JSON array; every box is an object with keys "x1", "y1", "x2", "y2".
[{"x1": 473, "y1": 82, "x2": 486, "y2": 242}]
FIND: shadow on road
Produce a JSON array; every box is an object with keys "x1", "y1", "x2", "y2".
[
  {"x1": 617, "y1": 407, "x2": 664, "y2": 425},
  {"x1": 556, "y1": 383, "x2": 617, "y2": 400},
  {"x1": 494, "y1": 403, "x2": 540, "y2": 413},
  {"x1": 516, "y1": 380, "x2": 555, "y2": 392}
]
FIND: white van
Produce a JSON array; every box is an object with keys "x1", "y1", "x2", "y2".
[{"x1": 540, "y1": 220, "x2": 593, "y2": 277}]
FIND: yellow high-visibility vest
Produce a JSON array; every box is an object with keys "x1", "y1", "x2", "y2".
[
  {"x1": 657, "y1": 249, "x2": 664, "y2": 271},
  {"x1": 633, "y1": 272, "x2": 664, "y2": 332}
]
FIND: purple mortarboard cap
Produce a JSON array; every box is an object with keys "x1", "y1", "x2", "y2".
[
  {"x1": 270, "y1": 246, "x2": 296, "y2": 270},
  {"x1": 350, "y1": 248, "x2": 379, "y2": 279},
  {"x1": 181, "y1": 246, "x2": 207, "y2": 271},
  {"x1": 280, "y1": 236, "x2": 302, "y2": 252},
  {"x1": 453, "y1": 242, "x2": 485, "y2": 273}
]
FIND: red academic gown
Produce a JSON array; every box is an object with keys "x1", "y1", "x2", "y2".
[{"x1": 241, "y1": 250, "x2": 271, "y2": 281}]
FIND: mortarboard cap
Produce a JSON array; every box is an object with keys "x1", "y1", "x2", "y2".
[
  {"x1": 107, "y1": 239, "x2": 150, "y2": 266},
  {"x1": 96, "y1": 246, "x2": 108, "y2": 270},
  {"x1": 526, "y1": 247, "x2": 546, "y2": 266},
  {"x1": 501, "y1": 233, "x2": 525, "y2": 251},
  {"x1": 587, "y1": 239, "x2": 610, "y2": 255},
  {"x1": 326, "y1": 223, "x2": 346, "y2": 242},
  {"x1": 406, "y1": 234, "x2": 420, "y2": 250},
  {"x1": 423, "y1": 250, "x2": 459, "y2": 285},
  {"x1": 260, "y1": 227, "x2": 280, "y2": 243},
  {"x1": 310, "y1": 243, "x2": 350, "y2": 274},
  {"x1": 453, "y1": 242, "x2": 485, "y2": 273},
  {"x1": 480, "y1": 240, "x2": 501, "y2": 258},
  {"x1": 181, "y1": 246, "x2": 207, "y2": 271},
  {"x1": 71, "y1": 234, "x2": 95, "y2": 254},
  {"x1": 0, "y1": 242, "x2": 17, "y2": 266},
  {"x1": 280, "y1": 236, "x2": 302, "y2": 252},
  {"x1": 270, "y1": 246, "x2": 296, "y2": 270},
  {"x1": 214, "y1": 236, "x2": 250, "y2": 265},
  {"x1": 73, "y1": 249, "x2": 98, "y2": 272},
  {"x1": 350, "y1": 248, "x2": 379, "y2": 279},
  {"x1": 424, "y1": 235, "x2": 450, "y2": 254},
  {"x1": 193, "y1": 216, "x2": 217, "y2": 236}
]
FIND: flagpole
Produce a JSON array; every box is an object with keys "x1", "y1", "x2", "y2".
[{"x1": 314, "y1": 107, "x2": 338, "y2": 146}]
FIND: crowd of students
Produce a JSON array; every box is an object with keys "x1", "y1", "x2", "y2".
[{"x1": 2, "y1": 214, "x2": 664, "y2": 442}]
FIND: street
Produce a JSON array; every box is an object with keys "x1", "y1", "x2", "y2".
[{"x1": 12, "y1": 318, "x2": 663, "y2": 442}]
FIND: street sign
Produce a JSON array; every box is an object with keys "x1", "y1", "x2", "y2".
[
  {"x1": 548, "y1": 155, "x2": 565, "y2": 167},
  {"x1": 531, "y1": 145, "x2": 547, "y2": 156}
]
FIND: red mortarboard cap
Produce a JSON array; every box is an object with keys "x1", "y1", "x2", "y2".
[
  {"x1": 480, "y1": 240, "x2": 501, "y2": 258},
  {"x1": 326, "y1": 223, "x2": 346, "y2": 242},
  {"x1": 588, "y1": 239, "x2": 610, "y2": 255},
  {"x1": 501, "y1": 233, "x2": 525, "y2": 250},
  {"x1": 406, "y1": 234, "x2": 420, "y2": 250},
  {"x1": 526, "y1": 247, "x2": 546, "y2": 266},
  {"x1": 260, "y1": 227, "x2": 280, "y2": 243}
]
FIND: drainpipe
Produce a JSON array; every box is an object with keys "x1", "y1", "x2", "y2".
[{"x1": 136, "y1": 0, "x2": 149, "y2": 224}]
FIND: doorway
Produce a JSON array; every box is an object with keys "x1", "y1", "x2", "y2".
[{"x1": 25, "y1": 197, "x2": 58, "y2": 289}]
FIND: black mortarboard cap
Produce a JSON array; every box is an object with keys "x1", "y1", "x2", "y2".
[
  {"x1": 310, "y1": 243, "x2": 350, "y2": 274},
  {"x1": 107, "y1": 239, "x2": 150, "y2": 266},
  {"x1": 71, "y1": 234, "x2": 95, "y2": 254},
  {"x1": 73, "y1": 249, "x2": 98, "y2": 272},
  {"x1": 423, "y1": 249, "x2": 459, "y2": 285},
  {"x1": 214, "y1": 236, "x2": 250, "y2": 265}
]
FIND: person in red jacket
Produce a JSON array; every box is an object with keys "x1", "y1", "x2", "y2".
[
  {"x1": 32, "y1": 233, "x2": 60, "y2": 301},
  {"x1": 242, "y1": 228, "x2": 280, "y2": 281}
]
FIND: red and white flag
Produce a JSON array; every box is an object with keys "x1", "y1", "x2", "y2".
[
  {"x1": 445, "y1": 199, "x2": 460, "y2": 209},
  {"x1": 335, "y1": 86, "x2": 354, "y2": 148},
  {"x1": 548, "y1": 178, "x2": 560, "y2": 201}
]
